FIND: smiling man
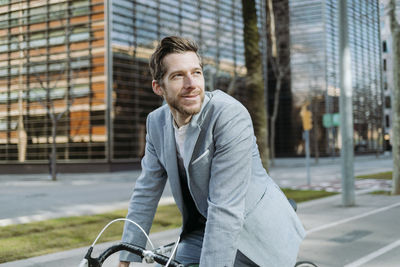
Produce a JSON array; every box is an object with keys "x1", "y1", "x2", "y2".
[
  {"x1": 152, "y1": 51, "x2": 205, "y2": 126},
  {"x1": 119, "y1": 36, "x2": 305, "y2": 267}
]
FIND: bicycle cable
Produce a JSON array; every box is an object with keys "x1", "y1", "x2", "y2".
[
  {"x1": 91, "y1": 218, "x2": 155, "y2": 249},
  {"x1": 83, "y1": 217, "x2": 180, "y2": 267},
  {"x1": 164, "y1": 236, "x2": 180, "y2": 267}
]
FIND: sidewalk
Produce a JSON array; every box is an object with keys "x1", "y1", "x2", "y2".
[
  {"x1": 297, "y1": 192, "x2": 400, "y2": 267},
  {"x1": 269, "y1": 154, "x2": 393, "y2": 191},
  {"x1": 0, "y1": 154, "x2": 398, "y2": 266}
]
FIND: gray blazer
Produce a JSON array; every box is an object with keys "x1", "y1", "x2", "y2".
[{"x1": 120, "y1": 90, "x2": 305, "y2": 266}]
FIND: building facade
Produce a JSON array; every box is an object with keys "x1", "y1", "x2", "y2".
[
  {"x1": 0, "y1": 0, "x2": 386, "y2": 171},
  {"x1": 289, "y1": 0, "x2": 384, "y2": 156},
  {"x1": 110, "y1": 0, "x2": 248, "y2": 162},
  {"x1": 0, "y1": 0, "x2": 107, "y2": 166},
  {"x1": 0, "y1": 0, "x2": 249, "y2": 171},
  {"x1": 379, "y1": 0, "x2": 400, "y2": 151}
]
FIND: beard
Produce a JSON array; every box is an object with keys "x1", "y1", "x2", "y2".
[{"x1": 166, "y1": 91, "x2": 205, "y2": 116}]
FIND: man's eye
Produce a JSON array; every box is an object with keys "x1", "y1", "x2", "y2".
[{"x1": 172, "y1": 74, "x2": 183, "y2": 79}]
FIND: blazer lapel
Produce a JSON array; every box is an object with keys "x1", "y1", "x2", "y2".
[
  {"x1": 163, "y1": 112, "x2": 184, "y2": 212},
  {"x1": 183, "y1": 93, "x2": 211, "y2": 170},
  {"x1": 183, "y1": 124, "x2": 201, "y2": 170}
]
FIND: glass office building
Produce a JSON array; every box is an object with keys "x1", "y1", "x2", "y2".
[
  {"x1": 0, "y1": 0, "x2": 385, "y2": 171},
  {"x1": 0, "y1": 0, "x2": 107, "y2": 166},
  {"x1": 110, "y1": 0, "x2": 247, "y2": 161},
  {"x1": 0, "y1": 0, "x2": 248, "y2": 170},
  {"x1": 289, "y1": 0, "x2": 384, "y2": 156}
]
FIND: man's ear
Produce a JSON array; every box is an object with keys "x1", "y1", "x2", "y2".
[{"x1": 152, "y1": 80, "x2": 163, "y2": 96}]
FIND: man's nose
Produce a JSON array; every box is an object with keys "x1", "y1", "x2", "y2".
[{"x1": 183, "y1": 74, "x2": 196, "y2": 88}]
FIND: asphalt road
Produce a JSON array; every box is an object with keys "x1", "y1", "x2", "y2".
[
  {"x1": 0, "y1": 154, "x2": 398, "y2": 267},
  {"x1": 0, "y1": 171, "x2": 174, "y2": 226},
  {"x1": 0, "y1": 155, "x2": 393, "y2": 226}
]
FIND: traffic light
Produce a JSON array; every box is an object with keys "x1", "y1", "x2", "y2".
[{"x1": 300, "y1": 104, "x2": 313, "y2": 131}]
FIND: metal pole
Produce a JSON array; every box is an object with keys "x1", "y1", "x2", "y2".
[
  {"x1": 305, "y1": 130, "x2": 311, "y2": 185},
  {"x1": 338, "y1": 0, "x2": 355, "y2": 206}
]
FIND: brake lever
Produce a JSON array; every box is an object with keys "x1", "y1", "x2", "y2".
[{"x1": 79, "y1": 246, "x2": 101, "y2": 267}]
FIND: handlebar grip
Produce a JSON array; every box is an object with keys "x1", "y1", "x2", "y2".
[
  {"x1": 151, "y1": 252, "x2": 183, "y2": 267},
  {"x1": 84, "y1": 242, "x2": 184, "y2": 267}
]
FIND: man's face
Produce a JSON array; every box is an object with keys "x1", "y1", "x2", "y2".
[{"x1": 153, "y1": 52, "x2": 205, "y2": 121}]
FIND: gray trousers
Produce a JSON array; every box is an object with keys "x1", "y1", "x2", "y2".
[{"x1": 174, "y1": 228, "x2": 258, "y2": 267}]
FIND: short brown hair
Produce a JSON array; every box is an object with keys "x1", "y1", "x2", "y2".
[{"x1": 149, "y1": 36, "x2": 202, "y2": 84}]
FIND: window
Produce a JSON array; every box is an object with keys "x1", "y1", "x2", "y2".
[
  {"x1": 49, "y1": 3, "x2": 67, "y2": 20},
  {"x1": 72, "y1": 0, "x2": 90, "y2": 16},
  {"x1": 382, "y1": 40, "x2": 387, "y2": 53},
  {"x1": 0, "y1": 36, "x2": 7, "y2": 52},
  {"x1": 385, "y1": 96, "x2": 391, "y2": 109},
  {"x1": 90, "y1": 110, "x2": 105, "y2": 126},
  {"x1": 30, "y1": 6, "x2": 47, "y2": 24},
  {"x1": 29, "y1": 32, "x2": 46, "y2": 48}
]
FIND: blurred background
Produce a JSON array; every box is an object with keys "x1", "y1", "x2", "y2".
[{"x1": 0, "y1": 0, "x2": 398, "y2": 174}]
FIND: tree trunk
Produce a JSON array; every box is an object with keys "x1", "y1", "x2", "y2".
[
  {"x1": 17, "y1": 7, "x2": 27, "y2": 163},
  {"x1": 270, "y1": 75, "x2": 282, "y2": 166},
  {"x1": 312, "y1": 99, "x2": 319, "y2": 164},
  {"x1": 51, "y1": 122, "x2": 57, "y2": 181},
  {"x1": 389, "y1": 0, "x2": 400, "y2": 194},
  {"x1": 241, "y1": 0, "x2": 269, "y2": 170}
]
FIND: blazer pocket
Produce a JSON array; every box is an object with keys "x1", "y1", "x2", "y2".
[{"x1": 191, "y1": 149, "x2": 210, "y2": 165}]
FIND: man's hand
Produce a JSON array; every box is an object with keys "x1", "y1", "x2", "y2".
[{"x1": 118, "y1": 261, "x2": 130, "y2": 267}]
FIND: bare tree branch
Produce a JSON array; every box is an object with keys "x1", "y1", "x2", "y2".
[{"x1": 267, "y1": 0, "x2": 277, "y2": 58}]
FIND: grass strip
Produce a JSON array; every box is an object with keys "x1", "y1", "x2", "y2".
[
  {"x1": 0, "y1": 189, "x2": 335, "y2": 263},
  {"x1": 369, "y1": 190, "x2": 392, "y2": 195},
  {"x1": 0, "y1": 205, "x2": 181, "y2": 263},
  {"x1": 282, "y1": 188, "x2": 337, "y2": 203},
  {"x1": 356, "y1": 171, "x2": 392, "y2": 180}
]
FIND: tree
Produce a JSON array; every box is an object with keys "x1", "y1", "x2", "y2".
[
  {"x1": 265, "y1": 0, "x2": 291, "y2": 166},
  {"x1": 24, "y1": 4, "x2": 82, "y2": 181},
  {"x1": 388, "y1": 0, "x2": 400, "y2": 194},
  {"x1": 16, "y1": 5, "x2": 27, "y2": 163},
  {"x1": 241, "y1": 0, "x2": 270, "y2": 169},
  {"x1": 33, "y1": 75, "x2": 74, "y2": 181}
]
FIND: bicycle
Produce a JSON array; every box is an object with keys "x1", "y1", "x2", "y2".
[
  {"x1": 79, "y1": 218, "x2": 186, "y2": 267},
  {"x1": 79, "y1": 200, "x2": 318, "y2": 267},
  {"x1": 81, "y1": 241, "x2": 185, "y2": 267}
]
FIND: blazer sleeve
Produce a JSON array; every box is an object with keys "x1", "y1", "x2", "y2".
[
  {"x1": 120, "y1": 114, "x2": 168, "y2": 262},
  {"x1": 199, "y1": 102, "x2": 254, "y2": 267}
]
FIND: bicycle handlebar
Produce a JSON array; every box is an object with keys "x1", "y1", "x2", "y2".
[{"x1": 80, "y1": 242, "x2": 184, "y2": 267}]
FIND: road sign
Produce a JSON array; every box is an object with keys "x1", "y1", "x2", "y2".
[
  {"x1": 323, "y1": 114, "x2": 333, "y2": 128},
  {"x1": 332, "y1": 113, "x2": 340, "y2": 126},
  {"x1": 323, "y1": 113, "x2": 340, "y2": 128}
]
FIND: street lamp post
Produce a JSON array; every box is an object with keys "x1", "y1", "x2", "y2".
[{"x1": 339, "y1": 0, "x2": 355, "y2": 206}]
